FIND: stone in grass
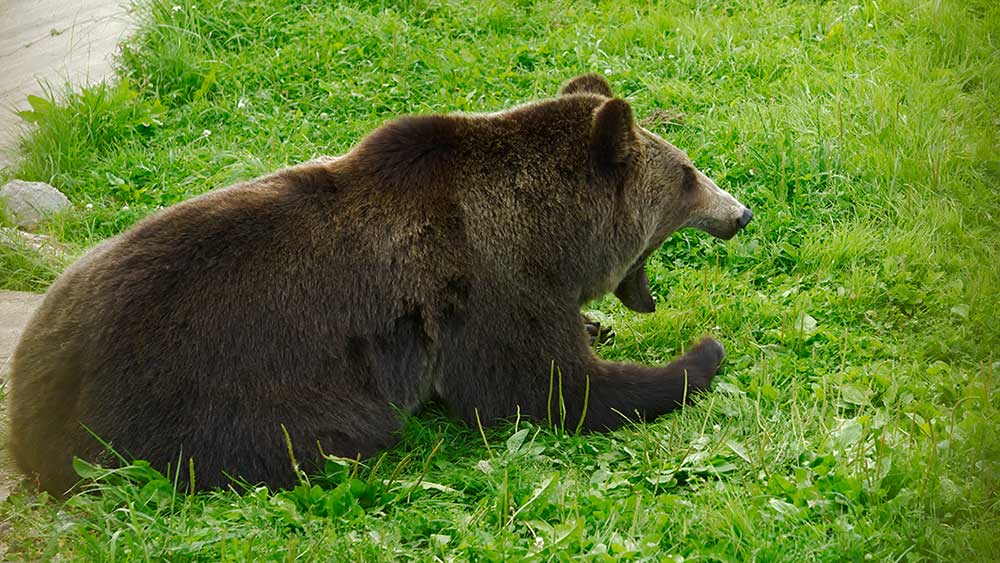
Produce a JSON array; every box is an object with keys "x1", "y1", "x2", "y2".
[{"x1": 0, "y1": 180, "x2": 72, "y2": 230}]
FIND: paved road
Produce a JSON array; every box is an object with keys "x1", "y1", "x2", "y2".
[{"x1": 0, "y1": 0, "x2": 132, "y2": 168}]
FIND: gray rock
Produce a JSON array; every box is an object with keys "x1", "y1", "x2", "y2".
[{"x1": 0, "y1": 179, "x2": 72, "y2": 229}]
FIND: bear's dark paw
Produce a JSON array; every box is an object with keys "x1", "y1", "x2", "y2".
[
  {"x1": 690, "y1": 336, "x2": 725, "y2": 365},
  {"x1": 684, "y1": 337, "x2": 726, "y2": 389},
  {"x1": 582, "y1": 316, "x2": 615, "y2": 347}
]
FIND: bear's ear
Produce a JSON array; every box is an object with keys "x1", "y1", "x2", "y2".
[
  {"x1": 614, "y1": 261, "x2": 655, "y2": 313},
  {"x1": 560, "y1": 73, "x2": 614, "y2": 97},
  {"x1": 590, "y1": 98, "x2": 637, "y2": 172}
]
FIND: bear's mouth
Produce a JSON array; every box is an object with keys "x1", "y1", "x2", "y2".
[
  {"x1": 613, "y1": 251, "x2": 656, "y2": 313},
  {"x1": 687, "y1": 207, "x2": 753, "y2": 240}
]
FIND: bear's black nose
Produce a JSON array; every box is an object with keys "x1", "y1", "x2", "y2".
[{"x1": 737, "y1": 208, "x2": 753, "y2": 229}]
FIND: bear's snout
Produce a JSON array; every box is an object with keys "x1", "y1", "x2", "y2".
[{"x1": 737, "y1": 208, "x2": 753, "y2": 229}]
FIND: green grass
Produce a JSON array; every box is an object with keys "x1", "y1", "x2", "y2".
[{"x1": 2, "y1": 0, "x2": 998, "y2": 560}]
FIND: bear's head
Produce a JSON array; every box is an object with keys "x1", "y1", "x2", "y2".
[{"x1": 561, "y1": 74, "x2": 752, "y2": 313}]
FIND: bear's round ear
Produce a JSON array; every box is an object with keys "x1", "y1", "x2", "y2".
[
  {"x1": 560, "y1": 73, "x2": 614, "y2": 97},
  {"x1": 590, "y1": 98, "x2": 637, "y2": 173}
]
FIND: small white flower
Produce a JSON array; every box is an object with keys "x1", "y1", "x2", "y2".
[
  {"x1": 202, "y1": 129, "x2": 212, "y2": 137},
  {"x1": 122, "y1": 205, "x2": 130, "y2": 210},
  {"x1": 534, "y1": 536, "x2": 544, "y2": 550},
  {"x1": 712, "y1": 424, "x2": 721, "y2": 432},
  {"x1": 172, "y1": 5, "x2": 181, "y2": 12},
  {"x1": 668, "y1": 54, "x2": 675, "y2": 59},
  {"x1": 237, "y1": 97, "x2": 247, "y2": 110},
  {"x1": 749, "y1": 168, "x2": 755, "y2": 176},
  {"x1": 85, "y1": 203, "x2": 93, "y2": 210}
]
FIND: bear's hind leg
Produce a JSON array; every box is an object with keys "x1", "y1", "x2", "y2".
[
  {"x1": 439, "y1": 306, "x2": 724, "y2": 432},
  {"x1": 576, "y1": 336, "x2": 725, "y2": 430}
]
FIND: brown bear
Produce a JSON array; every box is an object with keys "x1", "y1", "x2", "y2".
[{"x1": 8, "y1": 74, "x2": 752, "y2": 495}]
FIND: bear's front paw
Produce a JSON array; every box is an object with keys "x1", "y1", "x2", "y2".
[
  {"x1": 690, "y1": 336, "x2": 725, "y2": 367},
  {"x1": 582, "y1": 316, "x2": 615, "y2": 347},
  {"x1": 681, "y1": 337, "x2": 726, "y2": 390}
]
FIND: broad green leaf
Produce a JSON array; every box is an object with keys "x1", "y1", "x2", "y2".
[{"x1": 506, "y1": 428, "x2": 529, "y2": 455}]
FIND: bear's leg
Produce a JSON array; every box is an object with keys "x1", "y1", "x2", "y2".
[
  {"x1": 440, "y1": 306, "x2": 723, "y2": 431},
  {"x1": 573, "y1": 336, "x2": 724, "y2": 430}
]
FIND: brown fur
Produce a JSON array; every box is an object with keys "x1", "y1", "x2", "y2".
[{"x1": 8, "y1": 74, "x2": 749, "y2": 495}]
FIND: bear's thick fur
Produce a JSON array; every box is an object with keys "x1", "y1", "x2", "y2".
[{"x1": 8, "y1": 75, "x2": 751, "y2": 494}]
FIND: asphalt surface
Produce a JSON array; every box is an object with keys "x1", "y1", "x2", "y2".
[{"x1": 0, "y1": 0, "x2": 131, "y2": 167}]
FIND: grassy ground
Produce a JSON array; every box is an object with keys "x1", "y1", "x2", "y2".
[{"x1": 2, "y1": 0, "x2": 998, "y2": 560}]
